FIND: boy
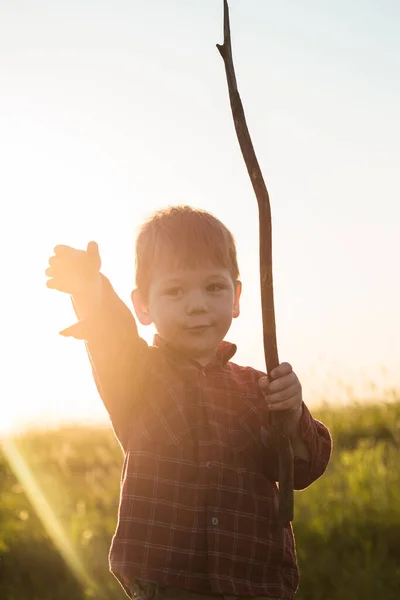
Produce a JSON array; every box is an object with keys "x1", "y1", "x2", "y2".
[{"x1": 46, "y1": 206, "x2": 331, "y2": 600}]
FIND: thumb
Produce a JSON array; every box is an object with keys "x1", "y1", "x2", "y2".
[
  {"x1": 86, "y1": 241, "x2": 99, "y2": 256},
  {"x1": 86, "y1": 241, "x2": 101, "y2": 271},
  {"x1": 258, "y1": 376, "x2": 270, "y2": 395}
]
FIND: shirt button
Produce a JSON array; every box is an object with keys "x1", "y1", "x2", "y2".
[{"x1": 212, "y1": 517, "x2": 219, "y2": 526}]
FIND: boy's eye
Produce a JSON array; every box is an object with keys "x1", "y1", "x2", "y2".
[
  {"x1": 207, "y1": 283, "x2": 225, "y2": 292},
  {"x1": 164, "y1": 287, "x2": 182, "y2": 296}
]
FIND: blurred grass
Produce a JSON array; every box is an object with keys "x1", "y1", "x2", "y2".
[{"x1": 1, "y1": 398, "x2": 399, "y2": 600}]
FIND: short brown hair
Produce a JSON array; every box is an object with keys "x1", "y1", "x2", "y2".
[{"x1": 135, "y1": 205, "x2": 240, "y2": 297}]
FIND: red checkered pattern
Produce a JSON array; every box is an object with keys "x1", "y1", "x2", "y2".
[{"x1": 68, "y1": 276, "x2": 331, "y2": 600}]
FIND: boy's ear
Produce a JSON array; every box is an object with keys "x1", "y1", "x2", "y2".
[
  {"x1": 233, "y1": 280, "x2": 242, "y2": 319},
  {"x1": 131, "y1": 289, "x2": 153, "y2": 326}
]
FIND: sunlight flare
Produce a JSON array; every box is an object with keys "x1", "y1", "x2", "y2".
[{"x1": 1, "y1": 437, "x2": 99, "y2": 596}]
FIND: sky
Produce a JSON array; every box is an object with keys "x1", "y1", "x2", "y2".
[{"x1": 1, "y1": 0, "x2": 399, "y2": 434}]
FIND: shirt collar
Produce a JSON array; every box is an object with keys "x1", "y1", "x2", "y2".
[{"x1": 153, "y1": 334, "x2": 237, "y2": 368}]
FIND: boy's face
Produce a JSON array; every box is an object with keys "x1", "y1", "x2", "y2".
[{"x1": 132, "y1": 263, "x2": 241, "y2": 366}]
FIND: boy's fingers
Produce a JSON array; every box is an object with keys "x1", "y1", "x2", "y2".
[
  {"x1": 46, "y1": 257, "x2": 73, "y2": 276},
  {"x1": 48, "y1": 255, "x2": 64, "y2": 267},
  {"x1": 53, "y1": 245, "x2": 90, "y2": 266},
  {"x1": 269, "y1": 371, "x2": 297, "y2": 393},
  {"x1": 268, "y1": 397, "x2": 298, "y2": 412},
  {"x1": 46, "y1": 242, "x2": 101, "y2": 295},
  {"x1": 268, "y1": 381, "x2": 300, "y2": 404},
  {"x1": 259, "y1": 371, "x2": 295, "y2": 394},
  {"x1": 53, "y1": 243, "x2": 101, "y2": 269},
  {"x1": 270, "y1": 362, "x2": 293, "y2": 379},
  {"x1": 53, "y1": 244, "x2": 77, "y2": 256},
  {"x1": 46, "y1": 278, "x2": 63, "y2": 291}
]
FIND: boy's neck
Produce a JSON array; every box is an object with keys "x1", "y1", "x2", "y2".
[{"x1": 154, "y1": 334, "x2": 218, "y2": 367}]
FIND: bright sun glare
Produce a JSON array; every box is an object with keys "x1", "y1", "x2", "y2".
[{"x1": 1, "y1": 116, "x2": 154, "y2": 435}]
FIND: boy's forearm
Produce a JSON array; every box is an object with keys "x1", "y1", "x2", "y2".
[{"x1": 65, "y1": 274, "x2": 148, "y2": 450}]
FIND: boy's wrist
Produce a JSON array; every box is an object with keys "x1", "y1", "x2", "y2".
[
  {"x1": 72, "y1": 275, "x2": 103, "y2": 320},
  {"x1": 286, "y1": 404, "x2": 303, "y2": 438},
  {"x1": 287, "y1": 404, "x2": 310, "y2": 461}
]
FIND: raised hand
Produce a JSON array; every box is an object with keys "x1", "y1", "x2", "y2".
[{"x1": 45, "y1": 241, "x2": 102, "y2": 296}]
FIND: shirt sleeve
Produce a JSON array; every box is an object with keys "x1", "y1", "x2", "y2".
[
  {"x1": 261, "y1": 402, "x2": 332, "y2": 490},
  {"x1": 291, "y1": 402, "x2": 332, "y2": 490},
  {"x1": 61, "y1": 274, "x2": 150, "y2": 450}
]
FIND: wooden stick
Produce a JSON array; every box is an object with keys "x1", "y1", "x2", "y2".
[{"x1": 217, "y1": 0, "x2": 294, "y2": 527}]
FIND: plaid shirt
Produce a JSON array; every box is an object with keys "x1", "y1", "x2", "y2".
[{"x1": 67, "y1": 276, "x2": 331, "y2": 600}]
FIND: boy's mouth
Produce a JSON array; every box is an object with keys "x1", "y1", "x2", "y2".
[{"x1": 185, "y1": 325, "x2": 212, "y2": 332}]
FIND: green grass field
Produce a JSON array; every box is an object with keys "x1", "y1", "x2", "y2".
[{"x1": 1, "y1": 399, "x2": 399, "y2": 600}]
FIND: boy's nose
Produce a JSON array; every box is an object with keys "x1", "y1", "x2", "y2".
[{"x1": 186, "y1": 290, "x2": 208, "y2": 314}]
